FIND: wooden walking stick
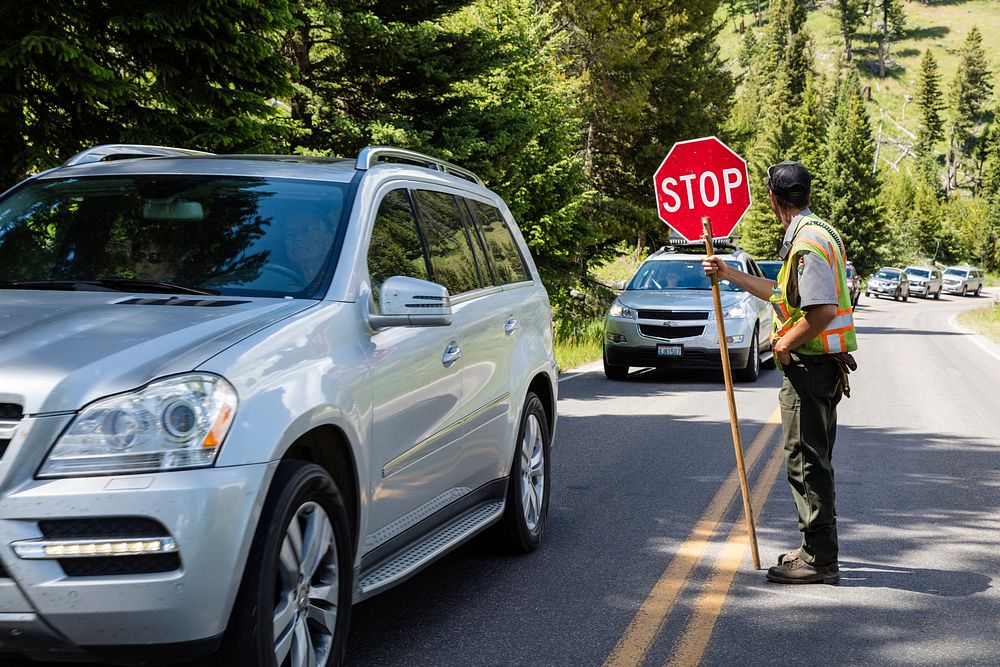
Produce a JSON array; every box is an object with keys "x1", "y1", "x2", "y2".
[{"x1": 703, "y1": 216, "x2": 761, "y2": 570}]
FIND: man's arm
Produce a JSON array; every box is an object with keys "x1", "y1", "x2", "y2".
[
  {"x1": 771, "y1": 304, "x2": 836, "y2": 364},
  {"x1": 701, "y1": 256, "x2": 776, "y2": 301}
]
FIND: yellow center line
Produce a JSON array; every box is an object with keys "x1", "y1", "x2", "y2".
[
  {"x1": 665, "y1": 435, "x2": 787, "y2": 667},
  {"x1": 603, "y1": 407, "x2": 782, "y2": 667}
]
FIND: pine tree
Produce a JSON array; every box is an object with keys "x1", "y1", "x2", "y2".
[
  {"x1": 914, "y1": 49, "x2": 945, "y2": 160},
  {"x1": 0, "y1": 0, "x2": 297, "y2": 190},
  {"x1": 872, "y1": 0, "x2": 906, "y2": 79},
  {"x1": 945, "y1": 27, "x2": 994, "y2": 194},
  {"x1": 832, "y1": 0, "x2": 863, "y2": 62},
  {"x1": 737, "y1": 0, "x2": 812, "y2": 258},
  {"x1": 823, "y1": 71, "x2": 886, "y2": 274}
]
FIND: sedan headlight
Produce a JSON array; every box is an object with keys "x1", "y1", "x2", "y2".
[
  {"x1": 724, "y1": 305, "x2": 746, "y2": 319},
  {"x1": 608, "y1": 300, "x2": 636, "y2": 319},
  {"x1": 39, "y1": 374, "x2": 238, "y2": 478}
]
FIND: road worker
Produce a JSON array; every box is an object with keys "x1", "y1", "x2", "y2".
[{"x1": 703, "y1": 161, "x2": 857, "y2": 584}]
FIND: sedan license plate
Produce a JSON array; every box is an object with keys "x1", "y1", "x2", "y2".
[{"x1": 657, "y1": 344, "x2": 682, "y2": 358}]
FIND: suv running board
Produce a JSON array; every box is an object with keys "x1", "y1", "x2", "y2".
[{"x1": 356, "y1": 501, "x2": 505, "y2": 601}]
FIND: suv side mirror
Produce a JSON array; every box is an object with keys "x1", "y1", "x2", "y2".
[
  {"x1": 612, "y1": 279, "x2": 627, "y2": 290},
  {"x1": 369, "y1": 276, "x2": 453, "y2": 328}
]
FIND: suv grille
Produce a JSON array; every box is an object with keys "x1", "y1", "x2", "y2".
[
  {"x1": 39, "y1": 518, "x2": 181, "y2": 577},
  {"x1": 637, "y1": 310, "x2": 709, "y2": 321},
  {"x1": 0, "y1": 403, "x2": 23, "y2": 461},
  {"x1": 639, "y1": 324, "x2": 705, "y2": 339}
]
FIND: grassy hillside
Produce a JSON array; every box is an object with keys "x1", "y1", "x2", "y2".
[{"x1": 718, "y1": 0, "x2": 1000, "y2": 168}]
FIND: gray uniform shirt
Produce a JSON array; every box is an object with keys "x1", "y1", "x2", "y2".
[{"x1": 782, "y1": 209, "x2": 838, "y2": 309}]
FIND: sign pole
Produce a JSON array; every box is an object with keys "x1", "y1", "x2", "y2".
[{"x1": 702, "y1": 216, "x2": 761, "y2": 570}]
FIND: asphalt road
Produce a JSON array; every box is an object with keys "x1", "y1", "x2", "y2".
[
  {"x1": 14, "y1": 289, "x2": 999, "y2": 667},
  {"x1": 344, "y1": 288, "x2": 1000, "y2": 667}
]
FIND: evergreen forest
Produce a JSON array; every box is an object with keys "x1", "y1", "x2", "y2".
[{"x1": 3, "y1": 0, "x2": 999, "y2": 326}]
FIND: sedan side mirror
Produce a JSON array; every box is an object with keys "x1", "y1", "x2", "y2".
[{"x1": 368, "y1": 276, "x2": 453, "y2": 328}]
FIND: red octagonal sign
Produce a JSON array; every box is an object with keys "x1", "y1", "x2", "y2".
[{"x1": 653, "y1": 136, "x2": 751, "y2": 242}]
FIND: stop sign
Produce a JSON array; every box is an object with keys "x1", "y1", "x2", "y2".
[{"x1": 653, "y1": 136, "x2": 751, "y2": 242}]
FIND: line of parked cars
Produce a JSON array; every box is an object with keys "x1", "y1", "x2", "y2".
[{"x1": 865, "y1": 265, "x2": 985, "y2": 301}]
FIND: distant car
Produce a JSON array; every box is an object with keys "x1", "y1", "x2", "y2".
[
  {"x1": 757, "y1": 260, "x2": 782, "y2": 281},
  {"x1": 904, "y1": 266, "x2": 943, "y2": 299},
  {"x1": 603, "y1": 242, "x2": 773, "y2": 382},
  {"x1": 942, "y1": 265, "x2": 984, "y2": 296},
  {"x1": 865, "y1": 267, "x2": 909, "y2": 301},
  {"x1": 845, "y1": 261, "x2": 861, "y2": 307}
]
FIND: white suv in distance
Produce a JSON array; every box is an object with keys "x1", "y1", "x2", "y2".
[
  {"x1": 904, "y1": 266, "x2": 943, "y2": 299},
  {"x1": 942, "y1": 266, "x2": 985, "y2": 296},
  {"x1": 0, "y1": 145, "x2": 557, "y2": 665},
  {"x1": 602, "y1": 242, "x2": 773, "y2": 382}
]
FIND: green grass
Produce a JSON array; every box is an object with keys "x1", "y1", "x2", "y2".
[
  {"x1": 957, "y1": 301, "x2": 1000, "y2": 345},
  {"x1": 553, "y1": 318, "x2": 604, "y2": 371},
  {"x1": 592, "y1": 246, "x2": 644, "y2": 287}
]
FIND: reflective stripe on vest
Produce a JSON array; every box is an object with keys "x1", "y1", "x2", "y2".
[{"x1": 769, "y1": 214, "x2": 858, "y2": 355}]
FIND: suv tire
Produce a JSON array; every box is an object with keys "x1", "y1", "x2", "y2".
[
  {"x1": 603, "y1": 350, "x2": 629, "y2": 380},
  {"x1": 974, "y1": 284, "x2": 982, "y2": 297},
  {"x1": 219, "y1": 460, "x2": 353, "y2": 667},
  {"x1": 496, "y1": 392, "x2": 551, "y2": 553},
  {"x1": 736, "y1": 327, "x2": 760, "y2": 382}
]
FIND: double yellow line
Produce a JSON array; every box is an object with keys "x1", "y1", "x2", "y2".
[{"x1": 604, "y1": 406, "x2": 786, "y2": 667}]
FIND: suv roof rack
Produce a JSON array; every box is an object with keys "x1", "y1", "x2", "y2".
[
  {"x1": 651, "y1": 237, "x2": 741, "y2": 256},
  {"x1": 62, "y1": 144, "x2": 214, "y2": 167},
  {"x1": 356, "y1": 146, "x2": 484, "y2": 186}
]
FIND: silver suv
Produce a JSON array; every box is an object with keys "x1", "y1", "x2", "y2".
[
  {"x1": 942, "y1": 265, "x2": 985, "y2": 296},
  {"x1": 904, "y1": 266, "x2": 943, "y2": 299},
  {"x1": 0, "y1": 145, "x2": 558, "y2": 665},
  {"x1": 603, "y1": 243, "x2": 773, "y2": 382}
]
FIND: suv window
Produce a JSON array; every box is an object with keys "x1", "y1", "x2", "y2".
[
  {"x1": 467, "y1": 200, "x2": 530, "y2": 285},
  {"x1": 367, "y1": 189, "x2": 430, "y2": 309},
  {"x1": 413, "y1": 190, "x2": 483, "y2": 295},
  {"x1": 0, "y1": 175, "x2": 349, "y2": 299}
]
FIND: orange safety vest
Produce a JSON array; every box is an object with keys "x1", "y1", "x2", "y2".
[{"x1": 770, "y1": 213, "x2": 858, "y2": 355}]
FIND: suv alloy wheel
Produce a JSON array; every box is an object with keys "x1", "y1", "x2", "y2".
[{"x1": 221, "y1": 461, "x2": 354, "y2": 667}]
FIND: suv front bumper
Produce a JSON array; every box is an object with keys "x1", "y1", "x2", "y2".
[
  {"x1": 604, "y1": 316, "x2": 754, "y2": 370},
  {"x1": 0, "y1": 460, "x2": 276, "y2": 658}
]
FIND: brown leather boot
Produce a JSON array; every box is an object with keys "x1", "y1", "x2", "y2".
[{"x1": 766, "y1": 557, "x2": 840, "y2": 584}]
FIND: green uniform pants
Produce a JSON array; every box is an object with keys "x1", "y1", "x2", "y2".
[{"x1": 779, "y1": 353, "x2": 843, "y2": 566}]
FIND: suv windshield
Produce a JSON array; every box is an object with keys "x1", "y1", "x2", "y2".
[
  {"x1": 627, "y1": 259, "x2": 743, "y2": 292},
  {"x1": 0, "y1": 175, "x2": 351, "y2": 298},
  {"x1": 944, "y1": 268, "x2": 967, "y2": 277},
  {"x1": 876, "y1": 270, "x2": 900, "y2": 280},
  {"x1": 906, "y1": 268, "x2": 929, "y2": 278}
]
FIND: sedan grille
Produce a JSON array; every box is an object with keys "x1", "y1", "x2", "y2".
[
  {"x1": 637, "y1": 310, "x2": 709, "y2": 321},
  {"x1": 639, "y1": 324, "x2": 705, "y2": 339}
]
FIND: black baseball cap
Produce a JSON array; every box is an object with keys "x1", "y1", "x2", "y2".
[{"x1": 765, "y1": 161, "x2": 811, "y2": 202}]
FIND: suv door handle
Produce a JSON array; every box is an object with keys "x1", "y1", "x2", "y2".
[
  {"x1": 442, "y1": 341, "x2": 462, "y2": 365},
  {"x1": 504, "y1": 318, "x2": 519, "y2": 335}
]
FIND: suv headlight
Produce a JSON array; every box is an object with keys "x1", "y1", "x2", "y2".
[
  {"x1": 608, "y1": 300, "x2": 636, "y2": 319},
  {"x1": 724, "y1": 305, "x2": 746, "y2": 319},
  {"x1": 39, "y1": 374, "x2": 237, "y2": 478}
]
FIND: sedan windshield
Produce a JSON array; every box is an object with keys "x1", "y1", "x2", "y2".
[
  {"x1": 0, "y1": 175, "x2": 351, "y2": 298},
  {"x1": 627, "y1": 259, "x2": 743, "y2": 292}
]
